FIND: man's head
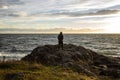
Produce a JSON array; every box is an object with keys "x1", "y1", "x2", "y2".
[{"x1": 60, "y1": 32, "x2": 62, "y2": 34}]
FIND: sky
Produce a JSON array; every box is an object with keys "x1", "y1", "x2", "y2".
[{"x1": 0, "y1": 0, "x2": 120, "y2": 33}]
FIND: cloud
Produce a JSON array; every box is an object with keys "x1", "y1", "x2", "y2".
[
  {"x1": 42, "y1": 28, "x2": 103, "y2": 33},
  {"x1": 0, "y1": 0, "x2": 119, "y2": 18},
  {"x1": 79, "y1": 9, "x2": 119, "y2": 16},
  {"x1": 0, "y1": 0, "x2": 120, "y2": 33},
  {"x1": 0, "y1": 0, "x2": 24, "y2": 7},
  {"x1": 107, "y1": 4, "x2": 120, "y2": 10},
  {"x1": 8, "y1": 11, "x2": 28, "y2": 17},
  {"x1": 0, "y1": 28, "x2": 103, "y2": 33},
  {"x1": 48, "y1": 9, "x2": 119, "y2": 17},
  {"x1": 0, "y1": 0, "x2": 25, "y2": 17},
  {"x1": 0, "y1": 0, "x2": 24, "y2": 12},
  {"x1": 0, "y1": 9, "x2": 28, "y2": 17},
  {"x1": 0, "y1": 6, "x2": 9, "y2": 9}
]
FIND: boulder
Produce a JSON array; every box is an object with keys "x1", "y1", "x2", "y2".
[
  {"x1": 22, "y1": 44, "x2": 120, "y2": 78},
  {"x1": 22, "y1": 44, "x2": 94, "y2": 65},
  {"x1": 99, "y1": 69, "x2": 120, "y2": 78}
]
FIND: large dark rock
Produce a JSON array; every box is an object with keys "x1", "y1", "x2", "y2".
[
  {"x1": 99, "y1": 69, "x2": 120, "y2": 78},
  {"x1": 22, "y1": 44, "x2": 94, "y2": 64},
  {"x1": 22, "y1": 44, "x2": 120, "y2": 78}
]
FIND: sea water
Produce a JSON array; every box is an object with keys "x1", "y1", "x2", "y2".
[{"x1": 0, "y1": 34, "x2": 120, "y2": 60}]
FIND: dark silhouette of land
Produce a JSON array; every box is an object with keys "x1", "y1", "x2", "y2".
[{"x1": 22, "y1": 44, "x2": 120, "y2": 79}]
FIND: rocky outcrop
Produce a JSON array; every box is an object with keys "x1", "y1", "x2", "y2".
[{"x1": 22, "y1": 44, "x2": 120, "y2": 78}]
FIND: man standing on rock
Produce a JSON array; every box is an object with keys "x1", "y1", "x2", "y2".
[{"x1": 58, "y1": 32, "x2": 64, "y2": 50}]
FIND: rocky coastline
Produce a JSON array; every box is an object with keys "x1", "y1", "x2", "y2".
[{"x1": 22, "y1": 44, "x2": 120, "y2": 79}]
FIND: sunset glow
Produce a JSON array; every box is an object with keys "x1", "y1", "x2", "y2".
[
  {"x1": 0, "y1": 0, "x2": 120, "y2": 33},
  {"x1": 105, "y1": 16, "x2": 120, "y2": 33}
]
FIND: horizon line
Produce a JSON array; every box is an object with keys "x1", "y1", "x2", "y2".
[{"x1": 0, "y1": 32, "x2": 120, "y2": 35}]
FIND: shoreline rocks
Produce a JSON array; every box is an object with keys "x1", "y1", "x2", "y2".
[{"x1": 22, "y1": 44, "x2": 120, "y2": 78}]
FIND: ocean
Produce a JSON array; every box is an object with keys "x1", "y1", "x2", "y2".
[{"x1": 0, "y1": 34, "x2": 120, "y2": 61}]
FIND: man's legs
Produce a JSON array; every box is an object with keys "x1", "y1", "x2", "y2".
[
  {"x1": 61, "y1": 41, "x2": 63, "y2": 50},
  {"x1": 58, "y1": 41, "x2": 63, "y2": 50},
  {"x1": 58, "y1": 41, "x2": 60, "y2": 50}
]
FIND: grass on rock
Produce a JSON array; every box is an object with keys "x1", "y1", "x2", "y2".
[{"x1": 0, "y1": 61, "x2": 113, "y2": 80}]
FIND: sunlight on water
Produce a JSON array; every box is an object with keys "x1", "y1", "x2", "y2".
[
  {"x1": 0, "y1": 34, "x2": 120, "y2": 61},
  {"x1": 0, "y1": 52, "x2": 28, "y2": 61}
]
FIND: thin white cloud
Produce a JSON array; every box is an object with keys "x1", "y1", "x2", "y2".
[
  {"x1": 0, "y1": 0, "x2": 120, "y2": 17},
  {"x1": 0, "y1": 0, "x2": 120, "y2": 33},
  {"x1": 0, "y1": 27, "x2": 104, "y2": 33}
]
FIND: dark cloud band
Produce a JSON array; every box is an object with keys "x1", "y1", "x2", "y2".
[
  {"x1": 0, "y1": 0, "x2": 24, "y2": 7},
  {"x1": 48, "y1": 9, "x2": 119, "y2": 17}
]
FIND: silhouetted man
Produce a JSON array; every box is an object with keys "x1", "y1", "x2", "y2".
[
  {"x1": 58, "y1": 32, "x2": 63, "y2": 50},
  {"x1": 3, "y1": 56, "x2": 6, "y2": 62}
]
